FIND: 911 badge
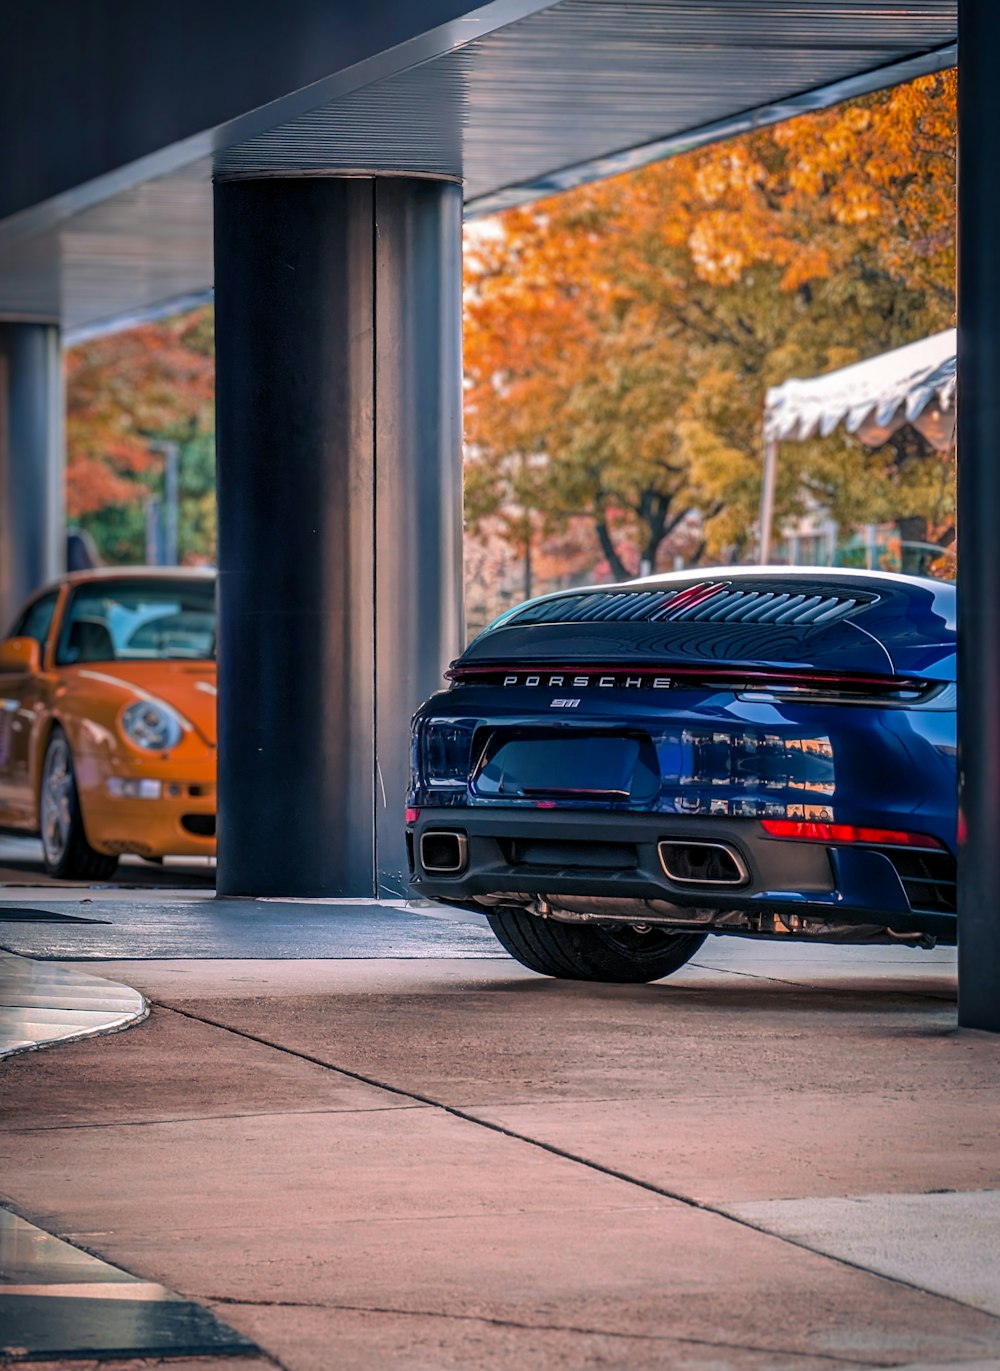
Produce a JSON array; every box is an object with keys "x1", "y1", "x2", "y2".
[{"x1": 550, "y1": 698, "x2": 581, "y2": 708}]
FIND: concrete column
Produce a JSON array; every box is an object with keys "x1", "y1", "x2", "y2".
[
  {"x1": 957, "y1": 0, "x2": 1000, "y2": 1031},
  {"x1": 0, "y1": 323, "x2": 63, "y2": 631},
  {"x1": 213, "y1": 175, "x2": 463, "y2": 897}
]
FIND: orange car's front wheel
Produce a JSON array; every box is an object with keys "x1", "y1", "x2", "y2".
[{"x1": 40, "y1": 729, "x2": 119, "y2": 882}]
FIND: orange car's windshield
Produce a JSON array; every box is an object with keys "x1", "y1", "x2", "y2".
[{"x1": 55, "y1": 580, "x2": 216, "y2": 665}]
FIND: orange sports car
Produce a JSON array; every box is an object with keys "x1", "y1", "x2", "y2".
[{"x1": 0, "y1": 568, "x2": 216, "y2": 878}]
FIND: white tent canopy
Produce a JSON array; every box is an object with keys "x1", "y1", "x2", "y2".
[
  {"x1": 758, "y1": 329, "x2": 956, "y2": 562},
  {"x1": 764, "y1": 328, "x2": 956, "y2": 452}
]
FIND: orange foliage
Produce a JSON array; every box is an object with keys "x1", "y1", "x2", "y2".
[
  {"x1": 66, "y1": 310, "x2": 214, "y2": 518},
  {"x1": 687, "y1": 72, "x2": 955, "y2": 299},
  {"x1": 464, "y1": 71, "x2": 956, "y2": 574}
]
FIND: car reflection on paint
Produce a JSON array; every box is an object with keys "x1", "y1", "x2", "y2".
[
  {"x1": 0, "y1": 569, "x2": 216, "y2": 879},
  {"x1": 407, "y1": 568, "x2": 957, "y2": 983}
]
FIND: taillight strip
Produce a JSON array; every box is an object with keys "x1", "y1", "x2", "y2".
[
  {"x1": 446, "y1": 662, "x2": 925, "y2": 693},
  {"x1": 761, "y1": 819, "x2": 945, "y2": 850}
]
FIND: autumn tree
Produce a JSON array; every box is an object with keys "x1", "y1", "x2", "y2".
[
  {"x1": 66, "y1": 307, "x2": 215, "y2": 563},
  {"x1": 463, "y1": 70, "x2": 956, "y2": 577}
]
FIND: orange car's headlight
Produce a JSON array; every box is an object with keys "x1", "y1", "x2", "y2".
[{"x1": 120, "y1": 701, "x2": 183, "y2": 751}]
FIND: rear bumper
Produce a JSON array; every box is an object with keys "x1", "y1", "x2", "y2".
[{"x1": 407, "y1": 809, "x2": 956, "y2": 942}]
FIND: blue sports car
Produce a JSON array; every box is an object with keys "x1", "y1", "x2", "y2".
[{"x1": 407, "y1": 568, "x2": 956, "y2": 982}]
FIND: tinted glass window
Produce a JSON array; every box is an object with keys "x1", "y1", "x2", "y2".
[
  {"x1": 56, "y1": 580, "x2": 216, "y2": 664},
  {"x1": 9, "y1": 592, "x2": 58, "y2": 647}
]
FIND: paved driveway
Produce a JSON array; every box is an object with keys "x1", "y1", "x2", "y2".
[{"x1": 2, "y1": 889, "x2": 998, "y2": 1370}]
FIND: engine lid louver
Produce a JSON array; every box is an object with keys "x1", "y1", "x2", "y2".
[
  {"x1": 674, "y1": 587, "x2": 871, "y2": 625},
  {"x1": 507, "y1": 582, "x2": 875, "y2": 629},
  {"x1": 511, "y1": 589, "x2": 674, "y2": 624}
]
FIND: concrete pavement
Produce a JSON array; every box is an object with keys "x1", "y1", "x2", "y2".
[
  {"x1": 2, "y1": 876, "x2": 999, "y2": 1371},
  {"x1": 1, "y1": 838, "x2": 998, "y2": 1369}
]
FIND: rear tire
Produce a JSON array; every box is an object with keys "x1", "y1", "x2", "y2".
[
  {"x1": 39, "y1": 728, "x2": 119, "y2": 881},
  {"x1": 486, "y1": 905, "x2": 706, "y2": 983}
]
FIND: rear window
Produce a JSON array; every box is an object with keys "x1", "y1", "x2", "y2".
[{"x1": 56, "y1": 579, "x2": 215, "y2": 664}]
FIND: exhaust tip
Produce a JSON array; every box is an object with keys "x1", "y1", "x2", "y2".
[
  {"x1": 420, "y1": 829, "x2": 469, "y2": 874},
  {"x1": 658, "y1": 839, "x2": 748, "y2": 887}
]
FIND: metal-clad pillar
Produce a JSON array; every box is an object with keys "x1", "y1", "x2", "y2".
[
  {"x1": 373, "y1": 179, "x2": 464, "y2": 895},
  {"x1": 0, "y1": 323, "x2": 63, "y2": 631},
  {"x1": 957, "y1": 0, "x2": 1000, "y2": 1031},
  {"x1": 214, "y1": 175, "x2": 463, "y2": 897}
]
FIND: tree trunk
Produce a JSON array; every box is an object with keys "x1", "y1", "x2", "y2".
[
  {"x1": 595, "y1": 518, "x2": 633, "y2": 581},
  {"x1": 640, "y1": 491, "x2": 669, "y2": 574},
  {"x1": 640, "y1": 490, "x2": 698, "y2": 574}
]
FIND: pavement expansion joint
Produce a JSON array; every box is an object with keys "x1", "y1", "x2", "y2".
[
  {"x1": 201, "y1": 1294, "x2": 901, "y2": 1365},
  {"x1": 722, "y1": 1191, "x2": 1000, "y2": 1319},
  {"x1": 689, "y1": 958, "x2": 815, "y2": 989},
  {"x1": 709, "y1": 1201, "x2": 1000, "y2": 1322},
  {"x1": 3, "y1": 1101, "x2": 426, "y2": 1134},
  {"x1": 693, "y1": 957, "x2": 955, "y2": 1002},
  {"x1": 158, "y1": 999, "x2": 1000, "y2": 1329}
]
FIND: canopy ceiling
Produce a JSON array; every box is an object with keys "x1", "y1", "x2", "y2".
[{"x1": 0, "y1": 0, "x2": 957, "y2": 339}]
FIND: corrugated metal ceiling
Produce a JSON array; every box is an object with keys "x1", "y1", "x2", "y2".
[{"x1": 0, "y1": 0, "x2": 956, "y2": 335}]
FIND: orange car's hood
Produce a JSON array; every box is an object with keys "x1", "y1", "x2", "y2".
[{"x1": 71, "y1": 661, "x2": 217, "y2": 747}]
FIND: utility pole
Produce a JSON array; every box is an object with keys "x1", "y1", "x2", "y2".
[
  {"x1": 144, "y1": 498, "x2": 163, "y2": 564},
  {"x1": 758, "y1": 434, "x2": 778, "y2": 564},
  {"x1": 147, "y1": 439, "x2": 180, "y2": 565}
]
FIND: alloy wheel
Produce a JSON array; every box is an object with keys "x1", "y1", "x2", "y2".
[{"x1": 41, "y1": 735, "x2": 73, "y2": 866}]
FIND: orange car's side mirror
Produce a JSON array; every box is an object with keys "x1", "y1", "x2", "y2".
[{"x1": 0, "y1": 637, "x2": 42, "y2": 674}]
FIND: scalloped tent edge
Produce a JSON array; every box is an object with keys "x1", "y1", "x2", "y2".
[
  {"x1": 758, "y1": 329, "x2": 956, "y2": 563},
  {"x1": 764, "y1": 329, "x2": 957, "y2": 453}
]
